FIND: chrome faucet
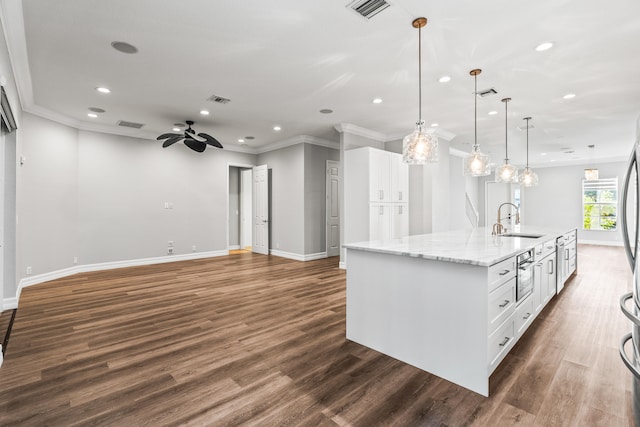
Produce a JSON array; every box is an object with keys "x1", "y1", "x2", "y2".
[{"x1": 492, "y1": 202, "x2": 520, "y2": 235}]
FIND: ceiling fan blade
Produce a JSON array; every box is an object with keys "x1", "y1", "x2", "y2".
[
  {"x1": 162, "y1": 136, "x2": 183, "y2": 148},
  {"x1": 198, "y1": 133, "x2": 223, "y2": 149},
  {"x1": 183, "y1": 138, "x2": 207, "y2": 153},
  {"x1": 185, "y1": 131, "x2": 207, "y2": 143},
  {"x1": 157, "y1": 132, "x2": 181, "y2": 140}
]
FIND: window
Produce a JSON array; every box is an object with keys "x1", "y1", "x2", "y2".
[{"x1": 583, "y1": 177, "x2": 618, "y2": 231}]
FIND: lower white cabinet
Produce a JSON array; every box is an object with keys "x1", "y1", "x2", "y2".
[{"x1": 515, "y1": 294, "x2": 535, "y2": 337}]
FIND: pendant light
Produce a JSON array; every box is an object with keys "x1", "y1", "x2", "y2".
[
  {"x1": 495, "y1": 97, "x2": 518, "y2": 183},
  {"x1": 518, "y1": 117, "x2": 539, "y2": 187},
  {"x1": 402, "y1": 17, "x2": 438, "y2": 165},
  {"x1": 463, "y1": 69, "x2": 491, "y2": 176}
]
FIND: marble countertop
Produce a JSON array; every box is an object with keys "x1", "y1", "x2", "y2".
[{"x1": 343, "y1": 226, "x2": 571, "y2": 267}]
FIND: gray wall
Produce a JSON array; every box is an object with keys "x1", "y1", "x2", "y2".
[
  {"x1": 257, "y1": 144, "x2": 305, "y2": 255},
  {"x1": 3, "y1": 126, "x2": 16, "y2": 298},
  {"x1": 304, "y1": 143, "x2": 339, "y2": 255},
  {"x1": 523, "y1": 161, "x2": 628, "y2": 244},
  {"x1": 19, "y1": 114, "x2": 79, "y2": 277}
]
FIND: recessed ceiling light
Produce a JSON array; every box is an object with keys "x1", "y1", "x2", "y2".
[
  {"x1": 238, "y1": 139, "x2": 245, "y2": 143},
  {"x1": 488, "y1": 110, "x2": 498, "y2": 115},
  {"x1": 372, "y1": 98, "x2": 383, "y2": 104},
  {"x1": 541, "y1": 152, "x2": 547, "y2": 156},
  {"x1": 535, "y1": 42, "x2": 554, "y2": 52},
  {"x1": 550, "y1": 159, "x2": 556, "y2": 162},
  {"x1": 563, "y1": 93, "x2": 576, "y2": 99},
  {"x1": 245, "y1": 136, "x2": 255, "y2": 140},
  {"x1": 431, "y1": 123, "x2": 439, "y2": 127},
  {"x1": 319, "y1": 109, "x2": 333, "y2": 114},
  {"x1": 88, "y1": 107, "x2": 105, "y2": 113},
  {"x1": 438, "y1": 76, "x2": 451, "y2": 83},
  {"x1": 96, "y1": 87, "x2": 110, "y2": 94},
  {"x1": 172, "y1": 127, "x2": 181, "y2": 132},
  {"x1": 87, "y1": 113, "x2": 98, "y2": 118},
  {"x1": 200, "y1": 110, "x2": 210, "y2": 115},
  {"x1": 111, "y1": 41, "x2": 138, "y2": 54},
  {"x1": 273, "y1": 126, "x2": 282, "y2": 131}
]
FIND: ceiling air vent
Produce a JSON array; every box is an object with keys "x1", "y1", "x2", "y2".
[
  {"x1": 207, "y1": 94, "x2": 231, "y2": 104},
  {"x1": 477, "y1": 88, "x2": 498, "y2": 97},
  {"x1": 347, "y1": 0, "x2": 390, "y2": 20},
  {"x1": 116, "y1": 120, "x2": 144, "y2": 129}
]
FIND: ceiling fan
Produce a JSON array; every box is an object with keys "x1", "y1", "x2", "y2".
[{"x1": 157, "y1": 120, "x2": 223, "y2": 153}]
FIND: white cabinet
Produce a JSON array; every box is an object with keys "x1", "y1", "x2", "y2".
[
  {"x1": 534, "y1": 240, "x2": 557, "y2": 315},
  {"x1": 557, "y1": 229, "x2": 577, "y2": 292},
  {"x1": 345, "y1": 147, "x2": 409, "y2": 244}
]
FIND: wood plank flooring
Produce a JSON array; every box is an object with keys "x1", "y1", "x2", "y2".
[{"x1": 0, "y1": 245, "x2": 634, "y2": 426}]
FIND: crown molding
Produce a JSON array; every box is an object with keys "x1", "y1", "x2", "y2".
[
  {"x1": 256, "y1": 135, "x2": 339, "y2": 154},
  {"x1": 334, "y1": 123, "x2": 386, "y2": 142}
]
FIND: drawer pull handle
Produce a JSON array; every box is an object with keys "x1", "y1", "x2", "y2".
[
  {"x1": 499, "y1": 337, "x2": 510, "y2": 347},
  {"x1": 499, "y1": 300, "x2": 510, "y2": 308},
  {"x1": 523, "y1": 312, "x2": 531, "y2": 320},
  {"x1": 499, "y1": 269, "x2": 510, "y2": 276}
]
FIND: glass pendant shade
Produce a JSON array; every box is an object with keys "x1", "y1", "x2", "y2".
[
  {"x1": 519, "y1": 116, "x2": 538, "y2": 187},
  {"x1": 463, "y1": 146, "x2": 491, "y2": 176},
  {"x1": 519, "y1": 167, "x2": 539, "y2": 187},
  {"x1": 584, "y1": 168, "x2": 599, "y2": 180},
  {"x1": 403, "y1": 121, "x2": 438, "y2": 164},
  {"x1": 402, "y1": 17, "x2": 438, "y2": 165},
  {"x1": 495, "y1": 161, "x2": 518, "y2": 183},
  {"x1": 495, "y1": 97, "x2": 518, "y2": 183},
  {"x1": 463, "y1": 68, "x2": 491, "y2": 176}
]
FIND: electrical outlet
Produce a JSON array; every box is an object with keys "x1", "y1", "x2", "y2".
[
  {"x1": 192, "y1": 245, "x2": 197, "y2": 252},
  {"x1": 168, "y1": 247, "x2": 174, "y2": 255},
  {"x1": 73, "y1": 257, "x2": 78, "y2": 264},
  {"x1": 168, "y1": 241, "x2": 174, "y2": 247},
  {"x1": 26, "y1": 266, "x2": 32, "y2": 275}
]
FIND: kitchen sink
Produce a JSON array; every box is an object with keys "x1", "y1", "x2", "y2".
[{"x1": 501, "y1": 232, "x2": 544, "y2": 239}]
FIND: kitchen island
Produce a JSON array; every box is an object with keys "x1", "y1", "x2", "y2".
[{"x1": 344, "y1": 227, "x2": 574, "y2": 396}]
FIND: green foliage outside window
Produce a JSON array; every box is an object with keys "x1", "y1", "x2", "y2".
[{"x1": 583, "y1": 179, "x2": 617, "y2": 231}]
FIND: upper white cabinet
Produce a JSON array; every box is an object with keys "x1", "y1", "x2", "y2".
[{"x1": 345, "y1": 147, "x2": 409, "y2": 244}]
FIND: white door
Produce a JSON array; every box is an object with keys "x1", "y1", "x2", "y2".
[
  {"x1": 326, "y1": 160, "x2": 340, "y2": 257},
  {"x1": 240, "y1": 168, "x2": 253, "y2": 249},
  {"x1": 252, "y1": 164, "x2": 269, "y2": 255}
]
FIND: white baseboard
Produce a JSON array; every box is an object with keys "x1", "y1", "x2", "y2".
[
  {"x1": 228, "y1": 245, "x2": 241, "y2": 250},
  {"x1": 13, "y1": 250, "x2": 228, "y2": 307},
  {"x1": 270, "y1": 249, "x2": 327, "y2": 261},
  {"x1": 578, "y1": 239, "x2": 624, "y2": 247},
  {"x1": 339, "y1": 261, "x2": 346, "y2": 270},
  {"x1": 2, "y1": 297, "x2": 17, "y2": 310}
]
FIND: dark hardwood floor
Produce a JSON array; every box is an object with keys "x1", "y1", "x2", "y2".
[{"x1": 0, "y1": 245, "x2": 634, "y2": 426}]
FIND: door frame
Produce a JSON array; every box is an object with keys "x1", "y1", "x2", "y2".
[
  {"x1": 226, "y1": 162, "x2": 255, "y2": 254},
  {"x1": 326, "y1": 160, "x2": 340, "y2": 257}
]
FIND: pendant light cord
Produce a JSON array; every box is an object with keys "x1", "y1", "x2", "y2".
[
  {"x1": 418, "y1": 25, "x2": 422, "y2": 123},
  {"x1": 525, "y1": 118, "x2": 529, "y2": 168},
  {"x1": 503, "y1": 99, "x2": 509, "y2": 161},
  {"x1": 473, "y1": 74, "x2": 477, "y2": 149}
]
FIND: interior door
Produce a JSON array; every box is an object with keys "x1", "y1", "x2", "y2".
[
  {"x1": 326, "y1": 160, "x2": 340, "y2": 257},
  {"x1": 252, "y1": 164, "x2": 269, "y2": 255}
]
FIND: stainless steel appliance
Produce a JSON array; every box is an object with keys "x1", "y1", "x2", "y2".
[
  {"x1": 516, "y1": 249, "x2": 535, "y2": 303},
  {"x1": 620, "y1": 115, "x2": 640, "y2": 426}
]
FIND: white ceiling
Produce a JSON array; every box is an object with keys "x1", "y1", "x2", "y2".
[{"x1": 3, "y1": 0, "x2": 640, "y2": 166}]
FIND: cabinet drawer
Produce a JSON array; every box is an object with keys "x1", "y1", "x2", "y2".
[
  {"x1": 488, "y1": 257, "x2": 516, "y2": 291},
  {"x1": 516, "y1": 295, "x2": 534, "y2": 337},
  {"x1": 489, "y1": 318, "x2": 515, "y2": 367},
  {"x1": 569, "y1": 256, "x2": 577, "y2": 275},
  {"x1": 566, "y1": 229, "x2": 577, "y2": 242},
  {"x1": 488, "y1": 278, "x2": 516, "y2": 334}
]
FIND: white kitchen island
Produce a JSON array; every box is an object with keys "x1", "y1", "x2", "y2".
[{"x1": 344, "y1": 227, "x2": 571, "y2": 396}]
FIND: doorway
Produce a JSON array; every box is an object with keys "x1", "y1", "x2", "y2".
[
  {"x1": 228, "y1": 165, "x2": 253, "y2": 253},
  {"x1": 326, "y1": 160, "x2": 340, "y2": 257}
]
